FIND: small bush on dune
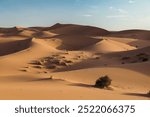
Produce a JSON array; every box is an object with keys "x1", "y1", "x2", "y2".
[
  {"x1": 95, "y1": 75, "x2": 112, "y2": 88},
  {"x1": 139, "y1": 57, "x2": 149, "y2": 62},
  {"x1": 147, "y1": 91, "x2": 150, "y2": 96},
  {"x1": 122, "y1": 56, "x2": 130, "y2": 60},
  {"x1": 49, "y1": 76, "x2": 53, "y2": 79}
]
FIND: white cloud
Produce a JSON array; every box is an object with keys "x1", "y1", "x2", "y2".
[
  {"x1": 109, "y1": 6, "x2": 114, "y2": 10},
  {"x1": 106, "y1": 15, "x2": 128, "y2": 18},
  {"x1": 118, "y1": 9, "x2": 128, "y2": 14},
  {"x1": 82, "y1": 14, "x2": 93, "y2": 17},
  {"x1": 109, "y1": 7, "x2": 128, "y2": 14},
  {"x1": 128, "y1": 0, "x2": 135, "y2": 4}
]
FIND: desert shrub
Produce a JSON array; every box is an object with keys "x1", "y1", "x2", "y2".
[
  {"x1": 95, "y1": 75, "x2": 112, "y2": 88},
  {"x1": 136, "y1": 53, "x2": 147, "y2": 57},
  {"x1": 59, "y1": 61, "x2": 67, "y2": 66},
  {"x1": 20, "y1": 69, "x2": 27, "y2": 72},
  {"x1": 136, "y1": 53, "x2": 149, "y2": 62},
  {"x1": 94, "y1": 57, "x2": 100, "y2": 59},
  {"x1": 139, "y1": 57, "x2": 149, "y2": 62},
  {"x1": 51, "y1": 59, "x2": 60, "y2": 64},
  {"x1": 121, "y1": 62, "x2": 125, "y2": 64},
  {"x1": 45, "y1": 65, "x2": 56, "y2": 69},
  {"x1": 135, "y1": 45, "x2": 138, "y2": 48},
  {"x1": 130, "y1": 60, "x2": 137, "y2": 63},
  {"x1": 33, "y1": 65, "x2": 42, "y2": 69},
  {"x1": 30, "y1": 60, "x2": 42, "y2": 65},
  {"x1": 49, "y1": 76, "x2": 53, "y2": 79},
  {"x1": 148, "y1": 91, "x2": 150, "y2": 96},
  {"x1": 64, "y1": 60, "x2": 73, "y2": 63},
  {"x1": 122, "y1": 56, "x2": 130, "y2": 60}
]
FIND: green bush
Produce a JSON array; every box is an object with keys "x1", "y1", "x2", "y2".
[{"x1": 95, "y1": 75, "x2": 112, "y2": 88}]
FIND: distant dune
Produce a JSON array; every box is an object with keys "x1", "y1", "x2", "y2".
[
  {"x1": 108, "y1": 30, "x2": 150, "y2": 40},
  {"x1": 0, "y1": 38, "x2": 32, "y2": 56},
  {"x1": 0, "y1": 23, "x2": 149, "y2": 100},
  {"x1": 84, "y1": 38, "x2": 136, "y2": 53},
  {"x1": 47, "y1": 23, "x2": 110, "y2": 36}
]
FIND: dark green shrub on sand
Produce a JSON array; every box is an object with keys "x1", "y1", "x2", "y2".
[{"x1": 95, "y1": 75, "x2": 112, "y2": 88}]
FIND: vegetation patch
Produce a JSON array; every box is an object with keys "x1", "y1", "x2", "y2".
[{"x1": 121, "y1": 53, "x2": 149, "y2": 64}]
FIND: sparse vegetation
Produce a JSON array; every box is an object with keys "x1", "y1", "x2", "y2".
[
  {"x1": 137, "y1": 53, "x2": 149, "y2": 62},
  {"x1": 95, "y1": 75, "x2": 112, "y2": 88},
  {"x1": 45, "y1": 65, "x2": 56, "y2": 69},
  {"x1": 30, "y1": 54, "x2": 74, "y2": 70},
  {"x1": 142, "y1": 58, "x2": 149, "y2": 62},
  {"x1": 20, "y1": 69, "x2": 27, "y2": 72},
  {"x1": 43, "y1": 71, "x2": 48, "y2": 73},
  {"x1": 33, "y1": 65, "x2": 42, "y2": 69},
  {"x1": 49, "y1": 76, "x2": 53, "y2": 79},
  {"x1": 94, "y1": 56, "x2": 100, "y2": 59},
  {"x1": 147, "y1": 90, "x2": 150, "y2": 96},
  {"x1": 59, "y1": 61, "x2": 68, "y2": 66},
  {"x1": 122, "y1": 56, "x2": 130, "y2": 60},
  {"x1": 136, "y1": 53, "x2": 148, "y2": 57},
  {"x1": 64, "y1": 60, "x2": 72, "y2": 63},
  {"x1": 121, "y1": 62, "x2": 125, "y2": 64},
  {"x1": 30, "y1": 60, "x2": 42, "y2": 65},
  {"x1": 121, "y1": 53, "x2": 149, "y2": 64},
  {"x1": 51, "y1": 59, "x2": 60, "y2": 64}
]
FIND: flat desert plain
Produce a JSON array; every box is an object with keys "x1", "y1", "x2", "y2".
[{"x1": 0, "y1": 23, "x2": 150, "y2": 100}]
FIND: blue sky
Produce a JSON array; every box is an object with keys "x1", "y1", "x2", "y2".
[{"x1": 0, "y1": 0, "x2": 150, "y2": 30}]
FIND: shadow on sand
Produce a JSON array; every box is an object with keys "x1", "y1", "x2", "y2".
[
  {"x1": 32, "y1": 78, "x2": 53, "y2": 81},
  {"x1": 29, "y1": 77, "x2": 65, "y2": 82},
  {"x1": 124, "y1": 93, "x2": 150, "y2": 98},
  {"x1": 69, "y1": 83, "x2": 113, "y2": 90},
  {"x1": 69, "y1": 83, "x2": 94, "y2": 88}
]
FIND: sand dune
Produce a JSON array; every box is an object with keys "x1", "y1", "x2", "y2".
[
  {"x1": 0, "y1": 24, "x2": 150, "y2": 100},
  {"x1": 47, "y1": 23, "x2": 110, "y2": 36},
  {"x1": 56, "y1": 45, "x2": 149, "y2": 72},
  {"x1": 50, "y1": 34, "x2": 100, "y2": 50},
  {"x1": 0, "y1": 38, "x2": 32, "y2": 56},
  {"x1": 84, "y1": 38, "x2": 136, "y2": 53},
  {"x1": 0, "y1": 26, "x2": 23, "y2": 33},
  {"x1": 108, "y1": 30, "x2": 150, "y2": 40},
  {"x1": 18, "y1": 30, "x2": 36, "y2": 37},
  {"x1": 103, "y1": 37, "x2": 150, "y2": 48},
  {"x1": 33, "y1": 31, "x2": 57, "y2": 38}
]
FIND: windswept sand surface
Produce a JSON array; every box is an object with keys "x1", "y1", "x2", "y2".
[{"x1": 0, "y1": 24, "x2": 150, "y2": 100}]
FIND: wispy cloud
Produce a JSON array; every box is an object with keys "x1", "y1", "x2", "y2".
[
  {"x1": 109, "y1": 6, "x2": 114, "y2": 10},
  {"x1": 82, "y1": 14, "x2": 93, "y2": 17},
  {"x1": 109, "y1": 6, "x2": 128, "y2": 14},
  {"x1": 108, "y1": 6, "x2": 128, "y2": 19},
  {"x1": 106, "y1": 15, "x2": 128, "y2": 18},
  {"x1": 118, "y1": 9, "x2": 128, "y2": 14},
  {"x1": 128, "y1": 0, "x2": 135, "y2": 4}
]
